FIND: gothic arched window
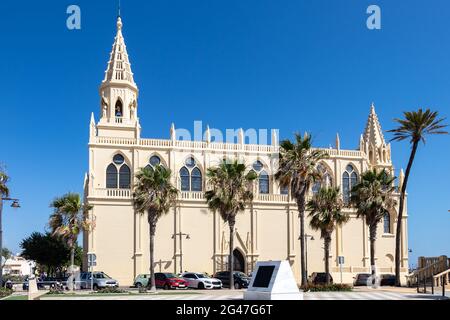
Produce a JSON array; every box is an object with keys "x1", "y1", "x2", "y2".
[
  {"x1": 312, "y1": 164, "x2": 333, "y2": 195},
  {"x1": 343, "y1": 164, "x2": 358, "y2": 203},
  {"x1": 179, "y1": 157, "x2": 202, "y2": 192},
  {"x1": 383, "y1": 212, "x2": 391, "y2": 234},
  {"x1": 259, "y1": 171, "x2": 269, "y2": 194},
  {"x1": 106, "y1": 154, "x2": 130, "y2": 189},
  {"x1": 180, "y1": 167, "x2": 191, "y2": 191},
  {"x1": 119, "y1": 164, "x2": 131, "y2": 189},
  {"x1": 191, "y1": 167, "x2": 202, "y2": 192},
  {"x1": 115, "y1": 99, "x2": 123, "y2": 117},
  {"x1": 252, "y1": 160, "x2": 270, "y2": 194},
  {"x1": 106, "y1": 164, "x2": 118, "y2": 188}
]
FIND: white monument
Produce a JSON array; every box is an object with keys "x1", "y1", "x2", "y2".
[
  {"x1": 244, "y1": 260, "x2": 303, "y2": 300},
  {"x1": 27, "y1": 276, "x2": 40, "y2": 300}
]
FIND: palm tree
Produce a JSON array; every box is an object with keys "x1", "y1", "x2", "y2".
[
  {"x1": 275, "y1": 133, "x2": 328, "y2": 286},
  {"x1": 307, "y1": 187, "x2": 348, "y2": 284},
  {"x1": 133, "y1": 165, "x2": 178, "y2": 291},
  {"x1": 0, "y1": 171, "x2": 9, "y2": 198},
  {"x1": 350, "y1": 169, "x2": 397, "y2": 279},
  {"x1": 49, "y1": 192, "x2": 93, "y2": 290},
  {"x1": 205, "y1": 159, "x2": 257, "y2": 290},
  {"x1": 388, "y1": 108, "x2": 447, "y2": 286}
]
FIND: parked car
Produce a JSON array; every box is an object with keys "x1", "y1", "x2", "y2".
[
  {"x1": 353, "y1": 273, "x2": 372, "y2": 286},
  {"x1": 181, "y1": 272, "x2": 222, "y2": 289},
  {"x1": 134, "y1": 273, "x2": 188, "y2": 290},
  {"x1": 310, "y1": 272, "x2": 333, "y2": 285},
  {"x1": 22, "y1": 276, "x2": 47, "y2": 291},
  {"x1": 380, "y1": 274, "x2": 396, "y2": 286},
  {"x1": 214, "y1": 271, "x2": 251, "y2": 289},
  {"x1": 79, "y1": 272, "x2": 119, "y2": 290}
]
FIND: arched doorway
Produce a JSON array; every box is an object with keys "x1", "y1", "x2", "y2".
[{"x1": 233, "y1": 249, "x2": 245, "y2": 273}]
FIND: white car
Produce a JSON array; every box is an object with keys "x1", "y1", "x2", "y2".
[{"x1": 181, "y1": 272, "x2": 222, "y2": 289}]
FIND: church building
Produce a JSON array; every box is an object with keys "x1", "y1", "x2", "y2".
[{"x1": 83, "y1": 16, "x2": 409, "y2": 286}]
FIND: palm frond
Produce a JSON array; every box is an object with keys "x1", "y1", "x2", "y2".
[{"x1": 388, "y1": 108, "x2": 448, "y2": 144}]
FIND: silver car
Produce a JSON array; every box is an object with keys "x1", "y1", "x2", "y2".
[{"x1": 79, "y1": 272, "x2": 119, "y2": 290}]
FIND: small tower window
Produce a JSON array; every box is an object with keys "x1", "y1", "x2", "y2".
[{"x1": 115, "y1": 100, "x2": 123, "y2": 117}]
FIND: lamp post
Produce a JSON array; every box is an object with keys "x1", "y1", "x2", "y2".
[
  {"x1": 299, "y1": 234, "x2": 314, "y2": 280},
  {"x1": 172, "y1": 233, "x2": 190, "y2": 273},
  {"x1": 154, "y1": 259, "x2": 172, "y2": 273},
  {"x1": 0, "y1": 197, "x2": 20, "y2": 287}
]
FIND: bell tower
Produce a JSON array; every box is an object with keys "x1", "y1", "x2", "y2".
[{"x1": 95, "y1": 15, "x2": 140, "y2": 139}]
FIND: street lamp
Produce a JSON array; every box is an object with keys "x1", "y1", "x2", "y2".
[
  {"x1": 298, "y1": 234, "x2": 314, "y2": 279},
  {"x1": 172, "y1": 232, "x2": 190, "y2": 273},
  {"x1": 0, "y1": 197, "x2": 20, "y2": 287}
]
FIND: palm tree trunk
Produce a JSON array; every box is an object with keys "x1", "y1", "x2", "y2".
[
  {"x1": 369, "y1": 223, "x2": 377, "y2": 279},
  {"x1": 324, "y1": 235, "x2": 331, "y2": 285},
  {"x1": 148, "y1": 214, "x2": 157, "y2": 291},
  {"x1": 395, "y1": 140, "x2": 418, "y2": 286},
  {"x1": 229, "y1": 218, "x2": 235, "y2": 290},
  {"x1": 70, "y1": 245, "x2": 75, "y2": 291},
  {"x1": 296, "y1": 187, "x2": 308, "y2": 286}
]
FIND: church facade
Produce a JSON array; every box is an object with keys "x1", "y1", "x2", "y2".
[{"x1": 83, "y1": 17, "x2": 409, "y2": 286}]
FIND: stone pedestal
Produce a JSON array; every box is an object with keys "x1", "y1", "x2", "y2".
[{"x1": 244, "y1": 260, "x2": 303, "y2": 300}]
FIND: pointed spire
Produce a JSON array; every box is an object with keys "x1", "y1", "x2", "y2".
[
  {"x1": 271, "y1": 129, "x2": 278, "y2": 146},
  {"x1": 335, "y1": 133, "x2": 340, "y2": 150},
  {"x1": 205, "y1": 125, "x2": 211, "y2": 143},
  {"x1": 363, "y1": 102, "x2": 386, "y2": 147},
  {"x1": 238, "y1": 128, "x2": 244, "y2": 145},
  {"x1": 170, "y1": 123, "x2": 176, "y2": 142},
  {"x1": 89, "y1": 112, "x2": 96, "y2": 138},
  {"x1": 101, "y1": 16, "x2": 137, "y2": 89}
]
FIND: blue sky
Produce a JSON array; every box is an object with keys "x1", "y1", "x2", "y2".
[{"x1": 1, "y1": 0, "x2": 449, "y2": 267}]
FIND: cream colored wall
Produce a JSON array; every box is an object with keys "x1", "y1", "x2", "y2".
[
  {"x1": 85, "y1": 132, "x2": 410, "y2": 286},
  {"x1": 88, "y1": 203, "x2": 135, "y2": 285}
]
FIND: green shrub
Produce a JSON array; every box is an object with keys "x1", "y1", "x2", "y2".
[
  {"x1": 47, "y1": 288, "x2": 65, "y2": 295},
  {"x1": 301, "y1": 283, "x2": 353, "y2": 292},
  {"x1": 93, "y1": 287, "x2": 127, "y2": 294},
  {"x1": 0, "y1": 288, "x2": 13, "y2": 299}
]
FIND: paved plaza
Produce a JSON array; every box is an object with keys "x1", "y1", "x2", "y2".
[{"x1": 32, "y1": 287, "x2": 448, "y2": 301}]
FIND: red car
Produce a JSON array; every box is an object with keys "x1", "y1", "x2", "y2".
[{"x1": 155, "y1": 272, "x2": 188, "y2": 290}]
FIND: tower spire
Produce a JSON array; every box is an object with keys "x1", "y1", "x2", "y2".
[
  {"x1": 361, "y1": 103, "x2": 391, "y2": 165},
  {"x1": 101, "y1": 15, "x2": 137, "y2": 89},
  {"x1": 97, "y1": 15, "x2": 140, "y2": 138},
  {"x1": 363, "y1": 102, "x2": 386, "y2": 147}
]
